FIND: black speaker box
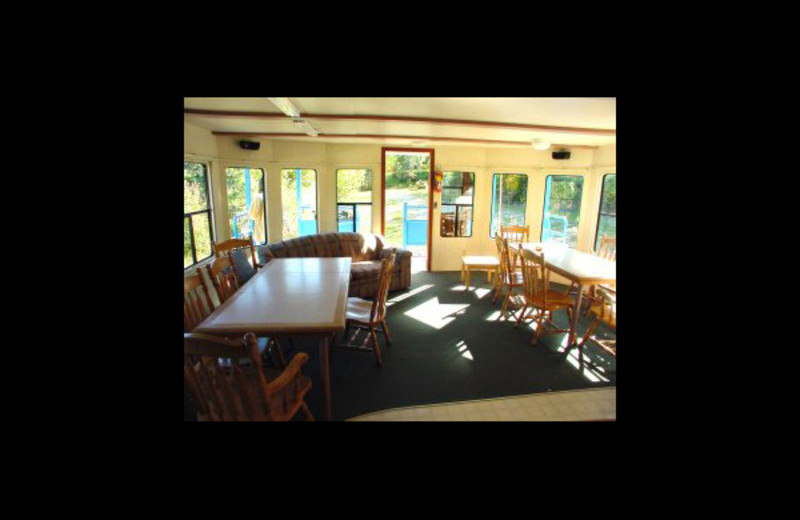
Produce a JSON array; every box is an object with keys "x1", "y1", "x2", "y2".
[
  {"x1": 552, "y1": 150, "x2": 571, "y2": 160},
  {"x1": 239, "y1": 140, "x2": 261, "y2": 151}
]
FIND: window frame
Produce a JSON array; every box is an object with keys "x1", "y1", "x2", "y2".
[
  {"x1": 440, "y1": 171, "x2": 475, "y2": 238},
  {"x1": 184, "y1": 161, "x2": 215, "y2": 270},
  {"x1": 594, "y1": 173, "x2": 616, "y2": 252},
  {"x1": 225, "y1": 166, "x2": 268, "y2": 245},
  {"x1": 540, "y1": 174, "x2": 585, "y2": 248},
  {"x1": 489, "y1": 173, "x2": 529, "y2": 238},
  {"x1": 335, "y1": 168, "x2": 373, "y2": 234}
]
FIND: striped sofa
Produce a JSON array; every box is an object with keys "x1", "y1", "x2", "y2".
[{"x1": 231, "y1": 232, "x2": 412, "y2": 298}]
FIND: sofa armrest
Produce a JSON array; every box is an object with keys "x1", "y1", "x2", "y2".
[{"x1": 380, "y1": 247, "x2": 413, "y2": 261}]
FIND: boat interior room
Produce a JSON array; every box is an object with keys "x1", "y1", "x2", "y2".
[{"x1": 184, "y1": 97, "x2": 616, "y2": 422}]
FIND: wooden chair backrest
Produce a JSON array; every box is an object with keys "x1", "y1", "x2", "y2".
[
  {"x1": 596, "y1": 236, "x2": 617, "y2": 261},
  {"x1": 212, "y1": 236, "x2": 259, "y2": 270},
  {"x1": 371, "y1": 253, "x2": 396, "y2": 323},
  {"x1": 520, "y1": 247, "x2": 549, "y2": 308},
  {"x1": 184, "y1": 332, "x2": 311, "y2": 422},
  {"x1": 500, "y1": 225, "x2": 530, "y2": 244},
  {"x1": 205, "y1": 255, "x2": 240, "y2": 304},
  {"x1": 495, "y1": 236, "x2": 514, "y2": 283},
  {"x1": 184, "y1": 271, "x2": 214, "y2": 332}
]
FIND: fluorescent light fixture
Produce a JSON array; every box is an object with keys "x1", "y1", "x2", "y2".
[
  {"x1": 267, "y1": 97, "x2": 301, "y2": 118},
  {"x1": 292, "y1": 118, "x2": 319, "y2": 137},
  {"x1": 531, "y1": 139, "x2": 551, "y2": 151}
]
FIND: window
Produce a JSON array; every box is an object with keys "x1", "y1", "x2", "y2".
[
  {"x1": 226, "y1": 167, "x2": 267, "y2": 245},
  {"x1": 440, "y1": 171, "x2": 475, "y2": 237},
  {"x1": 184, "y1": 161, "x2": 214, "y2": 268},
  {"x1": 336, "y1": 169, "x2": 372, "y2": 234},
  {"x1": 489, "y1": 173, "x2": 528, "y2": 238},
  {"x1": 595, "y1": 174, "x2": 616, "y2": 251},
  {"x1": 280, "y1": 169, "x2": 318, "y2": 239},
  {"x1": 542, "y1": 175, "x2": 584, "y2": 248}
]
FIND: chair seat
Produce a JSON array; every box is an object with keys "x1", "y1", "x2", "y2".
[
  {"x1": 346, "y1": 297, "x2": 374, "y2": 322},
  {"x1": 524, "y1": 290, "x2": 575, "y2": 309}
]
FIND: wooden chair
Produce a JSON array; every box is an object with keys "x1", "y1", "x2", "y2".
[
  {"x1": 516, "y1": 247, "x2": 576, "y2": 343},
  {"x1": 205, "y1": 255, "x2": 240, "y2": 305},
  {"x1": 188, "y1": 261, "x2": 286, "y2": 369},
  {"x1": 335, "y1": 253, "x2": 396, "y2": 366},
  {"x1": 576, "y1": 286, "x2": 616, "y2": 357},
  {"x1": 500, "y1": 225, "x2": 530, "y2": 269},
  {"x1": 494, "y1": 236, "x2": 525, "y2": 322},
  {"x1": 184, "y1": 332, "x2": 314, "y2": 421},
  {"x1": 582, "y1": 236, "x2": 617, "y2": 315},
  {"x1": 212, "y1": 236, "x2": 264, "y2": 283},
  {"x1": 184, "y1": 270, "x2": 214, "y2": 332}
]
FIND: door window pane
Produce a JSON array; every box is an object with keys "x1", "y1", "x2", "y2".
[
  {"x1": 542, "y1": 175, "x2": 584, "y2": 248},
  {"x1": 440, "y1": 171, "x2": 475, "y2": 237},
  {"x1": 489, "y1": 173, "x2": 528, "y2": 238},
  {"x1": 226, "y1": 167, "x2": 267, "y2": 244},
  {"x1": 281, "y1": 169, "x2": 318, "y2": 239}
]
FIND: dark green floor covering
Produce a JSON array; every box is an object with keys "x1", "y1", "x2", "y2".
[{"x1": 185, "y1": 270, "x2": 616, "y2": 421}]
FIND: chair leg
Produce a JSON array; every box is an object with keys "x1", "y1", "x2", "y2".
[
  {"x1": 381, "y1": 320, "x2": 392, "y2": 345},
  {"x1": 500, "y1": 288, "x2": 512, "y2": 320},
  {"x1": 369, "y1": 327, "x2": 383, "y2": 366},
  {"x1": 300, "y1": 401, "x2": 315, "y2": 421},
  {"x1": 493, "y1": 278, "x2": 504, "y2": 303},
  {"x1": 515, "y1": 304, "x2": 528, "y2": 328}
]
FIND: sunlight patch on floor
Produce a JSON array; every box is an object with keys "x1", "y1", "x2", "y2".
[
  {"x1": 558, "y1": 334, "x2": 611, "y2": 383},
  {"x1": 387, "y1": 284, "x2": 435, "y2": 306},
  {"x1": 404, "y1": 297, "x2": 470, "y2": 330},
  {"x1": 450, "y1": 285, "x2": 492, "y2": 299},
  {"x1": 456, "y1": 340, "x2": 473, "y2": 361}
]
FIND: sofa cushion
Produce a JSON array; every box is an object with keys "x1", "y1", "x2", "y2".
[
  {"x1": 350, "y1": 260, "x2": 382, "y2": 282},
  {"x1": 230, "y1": 249, "x2": 257, "y2": 285}
]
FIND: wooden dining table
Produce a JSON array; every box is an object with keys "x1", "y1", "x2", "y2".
[
  {"x1": 194, "y1": 257, "x2": 351, "y2": 421},
  {"x1": 517, "y1": 243, "x2": 616, "y2": 367}
]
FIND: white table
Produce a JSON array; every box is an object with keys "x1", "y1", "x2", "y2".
[
  {"x1": 194, "y1": 257, "x2": 351, "y2": 420},
  {"x1": 518, "y1": 243, "x2": 616, "y2": 366}
]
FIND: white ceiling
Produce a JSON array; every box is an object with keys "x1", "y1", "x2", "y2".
[{"x1": 184, "y1": 97, "x2": 616, "y2": 148}]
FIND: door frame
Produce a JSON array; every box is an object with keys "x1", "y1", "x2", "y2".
[{"x1": 381, "y1": 147, "x2": 435, "y2": 272}]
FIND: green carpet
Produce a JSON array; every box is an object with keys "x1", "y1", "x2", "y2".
[{"x1": 184, "y1": 270, "x2": 616, "y2": 421}]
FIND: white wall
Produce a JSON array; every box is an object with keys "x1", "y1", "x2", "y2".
[{"x1": 186, "y1": 131, "x2": 616, "y2": 276}]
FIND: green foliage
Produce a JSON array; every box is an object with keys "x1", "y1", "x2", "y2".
[
  {"x1": 385, "y1": 153, "x2": 430, "y2": 189},
  {"x1": 337, "y1": 169, "x2": 372, "y2": 202}
]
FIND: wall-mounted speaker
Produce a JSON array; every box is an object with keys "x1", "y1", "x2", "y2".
[
  {"x1": 552, "y1": 150, "x2": 571, "y2": 160},
  {"x1": 239, "y1": 140, "x2": 260, "y2": 151}
]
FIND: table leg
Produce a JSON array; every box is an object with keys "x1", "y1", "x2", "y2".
[
  {"x1": 487, "y1": 269, "x2": 492, "y2": 282},
  {"x1": 319, "y1": 334, "x2": 331, "y2": 421},
  {"x1": 465, "y1": 267, "x2": 471, "y2": 291},
  {"x1": 460, "y1": 262, "x2": 465, "y2": 282},
  {"x1": 568, "y1": 283, "x2": 584, "y2": 368}
]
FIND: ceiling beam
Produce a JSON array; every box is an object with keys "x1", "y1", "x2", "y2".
[
  {"x1": 211, "y1": 131, "x2": 598, "y2": 149},
  {"x1": 185, "y1": 108, "x2": 615, "y2": 136}
]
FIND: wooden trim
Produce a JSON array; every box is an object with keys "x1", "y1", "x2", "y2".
[
  {"x1": 381, "y1": 147, "x2": 435, "y2": 272},
  {"x1": 211, "y1": 131, "x2": 598, "y2": 149},
  {"x1": 187, "y1": 108, "x2": 615, "y2": 136}
]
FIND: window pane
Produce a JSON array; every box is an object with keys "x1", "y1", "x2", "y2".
[
  {"x1": 542, "y1": 175, "x2": 583, "y2": 248},
  {"x1": 356, "y1": 204, "x2": 372, "y2": 234},
  {"x1": 281, "y1": 169, "x2": 318, "y2": 239},
  {"x1": 595, "y1": 174, "x2": 617, "y2": 250},
  {"x1": 337, "y1": 204, "x2": 355, "y2": 232},
  {"x1": 184, "y1": 217, "x2": 194, "y2": 268},
  {"x1": 184, "y1": 162, "x2": 209, "y2": 213},
  {"x1": 192, "y1": 213, "x2": 212, "y2": 261},
  {"x1": 490, "y1": 174, "x2": 528, "y2": 237},
  {"x1": 337, "y1": 169, "x2": 372, "y2": 203},
  {"x1": 226, "y1": 167, "x2": 267, "y2": 244}
]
